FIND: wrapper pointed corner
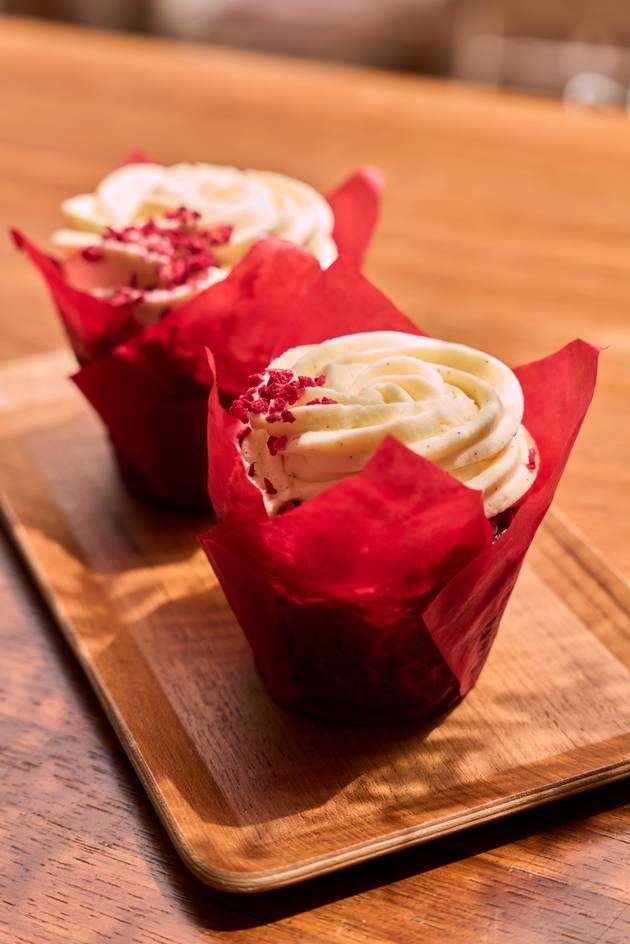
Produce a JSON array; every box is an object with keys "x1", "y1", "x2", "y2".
[
  {"x1": 10, "y1": 164, "x2": 385, "y2": 509},
  {"x1": 327, "y1": 164, "x2": 383, "y2": 267},
  {"x1": 200, "y1": 338, "x2": 600, "y2": 722}
]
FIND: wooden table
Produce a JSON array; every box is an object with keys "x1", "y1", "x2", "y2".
[{"x1": 0, "y1": 16, "x2": 628, "y2": 944}]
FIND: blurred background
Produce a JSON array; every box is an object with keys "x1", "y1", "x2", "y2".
[{"x1": 4, "y1": 0, "x2": 630, "y2": 109}]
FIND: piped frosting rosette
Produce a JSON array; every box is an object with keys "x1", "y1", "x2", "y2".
[
  {"x1": 201, "y1": 265, "x2": 599, "y2": 723},
  {"x1": 235, "y1": 332, "x2": 538, "y2": 520},
  {"x1": 12, "y1": 156, "x2": 383, "y2": 509},
  {"x1": 53, "y1": 162, "x2": 340, "y2": 322}
]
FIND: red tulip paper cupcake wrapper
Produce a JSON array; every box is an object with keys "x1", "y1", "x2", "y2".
[
  {"x1": 200, "y1": 277, "x2": 600, "y2": 721},
  {"x1": 12, "y1": 166, "x2": 383, "y2": 509}
]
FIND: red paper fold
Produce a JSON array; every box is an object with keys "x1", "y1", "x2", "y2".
[
  {"x1": 11, "y1": 229, "x2": 137, "y2": 362},
  {"x1": 327, "y1": 165, "x2": 383, "y2": 267},
  {"x1": 12, "y1": 166, "x2": 385, "y2": 508},
  {"x1": 201, "y1": 305, "x2": 599, "y2": 721}
]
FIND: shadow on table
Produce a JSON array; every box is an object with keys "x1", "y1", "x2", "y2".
[{"x1": 128, "y1": 585, "x2": 490, "y2": 827}]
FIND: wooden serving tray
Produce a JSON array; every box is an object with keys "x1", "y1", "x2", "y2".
[{"x1": 0, "y1": 349, "x2": 628, "y2": 893}]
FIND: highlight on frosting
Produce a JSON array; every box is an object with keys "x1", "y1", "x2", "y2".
[
  {"x1": 230, "y1": 331, "x2": 539, "y2": 518},
  {"x1": 52, "y1": 161, "x2": 338, "y2": 321}
]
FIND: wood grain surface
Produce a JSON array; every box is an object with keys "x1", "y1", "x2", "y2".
[
  {"x1": 1, "y1": 350, "x2": 628, "y2": 893},
  {"x1": 0, "y1": 13, "x2": 628, "y2": 942}
]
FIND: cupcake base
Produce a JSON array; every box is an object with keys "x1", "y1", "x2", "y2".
[{"x1": 207, "y1": 546, "x2": 515, "y2": 724}]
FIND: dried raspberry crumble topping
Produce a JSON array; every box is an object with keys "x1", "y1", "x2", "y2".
[
  {"x1": 267, "y1": 434, "x2": 288, "y2": 456},
  {"x1": 229, "y1": 368, "x2": 329, "y2": 425},
  {"x1": 526, "y1": 447, "x2": 537, "y2": 471},
  {"x1": 231, "y1": 368, "x2": 336, "y2": 501},
  {"x1": 80, "y1": 246, "x2": 103, "y2": 263},
  {"x1": 109, "y1": 284, "x2": 144, "y2": 307},
  {"x1": 81, "y1": 206, "x2": 232, "y2": 307},
  {"x1": 263, "y1": 478, "x2": 278, "y2": 496}
]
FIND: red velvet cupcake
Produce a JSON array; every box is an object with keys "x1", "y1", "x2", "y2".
[
  {"x1": 201, "y1": 269, "x2": 599, "y2": 723},
  {"x1": 12, "y1": 158, "x2": 383, "y2": 509}
]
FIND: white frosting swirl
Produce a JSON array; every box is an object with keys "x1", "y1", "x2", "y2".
[
  {"x1": 52, "y1": 162, "x2": 337, "y2": 321},
  {"x1": 56, "y1": 162, "x2": 336, "y2": 261},
  {"x1": 240, "y1": 331, "x2": 538, "y2": 518}
]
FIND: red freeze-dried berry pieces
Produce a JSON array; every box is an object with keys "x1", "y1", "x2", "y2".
[
  {"x1": 231, "y1": 369, "x2": 330, "y2": 435},
  {"x1": 526, "y1": 447, "x2": 537, "y2": 471},
  {"x1": 269, "y1": 369, "x2": 294, "y2": 383},
  {"x1": 80, "y1": 246, "x2": 103, "y2": 263},
  {"x1": 208, "y1": 224, "x2": 233, "y2": 245},
  {"x1": 164, "y1": 206, "x2": 202, "y2": 224},
  {"x1": 247, "y1": 463, "x2": 256, "y2": 478},
  {"x1": 236, "y1": 426, "x2": 251, "y2": 446},
  {"x1": 110, "y1": 285, "x2": 144, "y2": 307},
  {"x1": 267, "y1": 435, "x2": 287, "y2": 456},
  {"x1": 264, "y1": 478, "x2": 277, "y2": 496},
  {"x1": 229, "y1": 401, "x2": 249, "y2": 422},
  {"x1": 100, "y1": 209, "x2": 232, "y2": 293},
  {"x1": 305, "y1": 397, "x2": 337, "y2": 405}
]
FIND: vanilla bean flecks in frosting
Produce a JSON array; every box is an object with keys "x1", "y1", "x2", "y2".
[
  {"x1": 53, "y1": 162, "x2": 337, "y2": 321},
  {"x1": 231, "y1": 332, "x2": 539, "y2": 518}
]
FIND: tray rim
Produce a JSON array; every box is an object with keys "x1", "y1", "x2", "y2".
[{"x1": 1, "y1": 351, "x2": 629, "y2": 893}]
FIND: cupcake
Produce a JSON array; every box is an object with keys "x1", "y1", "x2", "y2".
[
  {"x1": 13, "y1": 158, "x2": 383, "y2": 509},
  {"x1": 201, "y1": 272, "x2": 599, "y2": 722},
  {"x1": 52, "y1": 161, "x2": 340, "y2": 324}
]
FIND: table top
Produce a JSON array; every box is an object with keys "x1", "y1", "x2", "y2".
[{"x1": 0, "y1": 15, "x2": 628, "y2": 944}]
